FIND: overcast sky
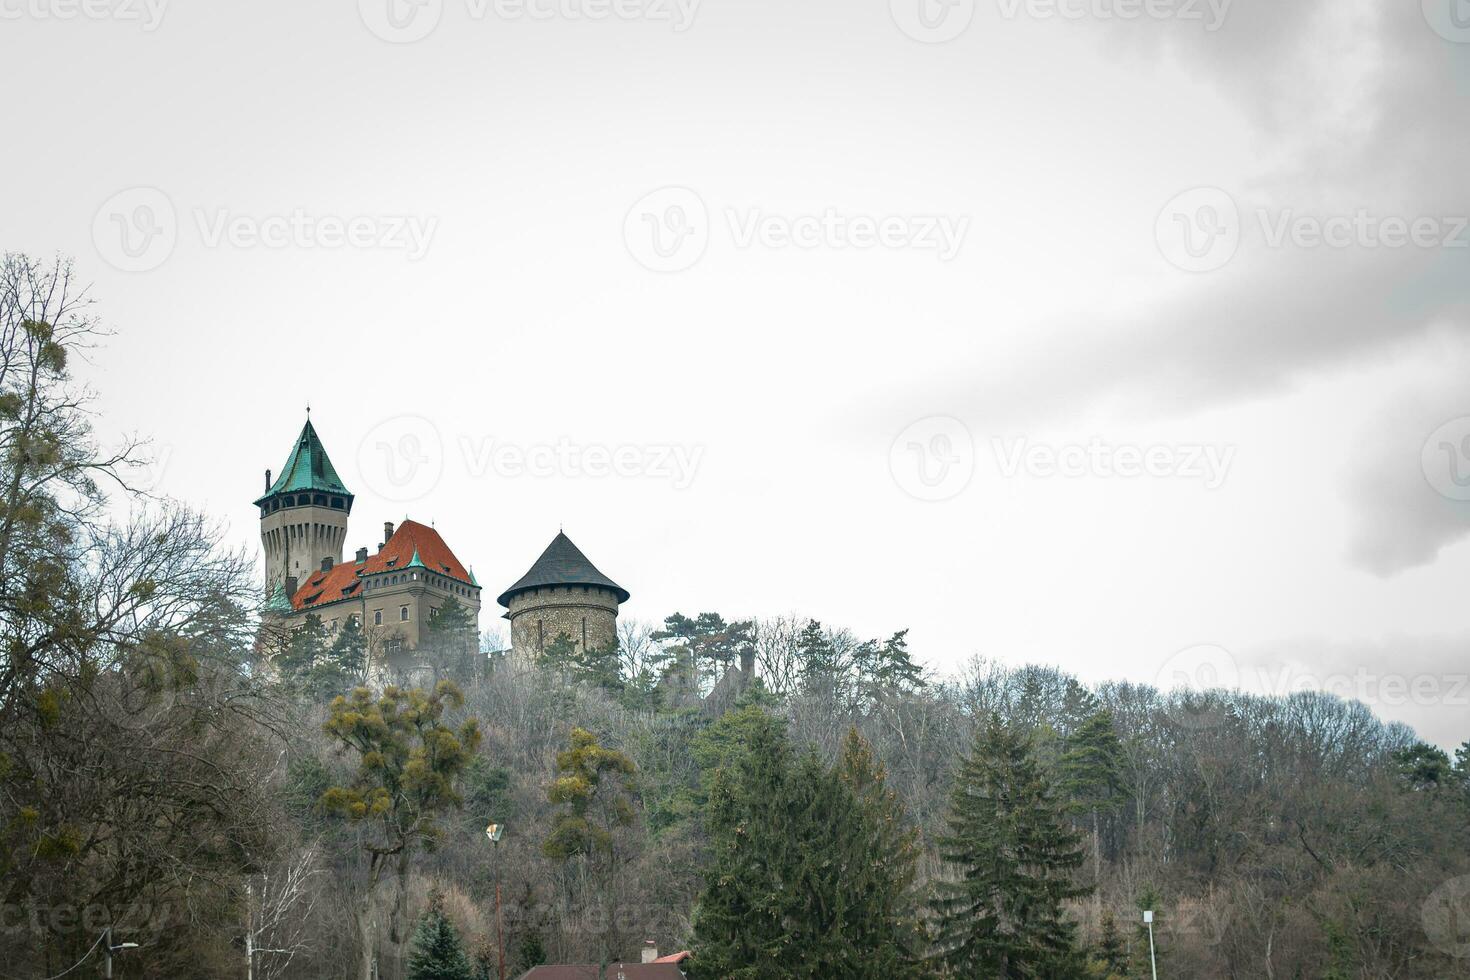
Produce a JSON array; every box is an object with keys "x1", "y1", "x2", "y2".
[{"x1": 5, "y1": 0, "x2": 1468, "y2": 748}]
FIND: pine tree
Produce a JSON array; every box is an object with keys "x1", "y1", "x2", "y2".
[
  {"x1": 1393, "y1": 742, "x2": 1452, "y2": 790},
  {"x1": 407, "y1": 892, "x2": 474, "y2": 980},
  {"x1": 930, "y1": 714, "x2": 1090, "y2": 978}
]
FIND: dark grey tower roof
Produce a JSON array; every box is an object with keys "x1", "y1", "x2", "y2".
[{"x1": 497, "y1": 531, "x2": 630, "y2": 607}]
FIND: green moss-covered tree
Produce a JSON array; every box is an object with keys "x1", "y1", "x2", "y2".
[
  {"x1": 320, "y1": 682, "x2": 482, "y2": 980},
  {"x1": 930, "y1": 714, "x2": 1090, "y2": 978},
  {"x1": 543, "y1": 727, "x2": 639, "y2": 959}
]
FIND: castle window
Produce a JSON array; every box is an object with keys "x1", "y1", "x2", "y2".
[
  {"x1": 373, "y1": 609, "x2": 382, "y2": 626},
  {"x1": 284, "y1": 496, "x2": 294, "y2": 507},
  {"x1": 399, "y1": 605, "x2": 409, "y2": 622},
  {"x1": 331, "y1": 497, "x2": 344, "y2": 509}
]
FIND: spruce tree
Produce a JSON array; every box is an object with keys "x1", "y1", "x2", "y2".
[
  {"x1": 833, "y1": 727, "x2": 930, "y2": 978},
  {"x1": 692, "y1": 715, "x2": 932, "y2": 979},
  {"x1": 1058, "y1": 710, "x2": 1124, "y2": 886},
  {"x1": 1094, "y1": 910, "x2": 1127, "y2": 978},
  {"x1": 930, "y1": 714, "x2": 1090, "y2": 978},
  {"x1": 407, "y1": 893, "x2": 474, "y2": 980}
]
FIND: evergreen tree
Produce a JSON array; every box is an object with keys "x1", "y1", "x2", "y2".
[
  {"x1": 1058, "y1": 710, "x2": 1124, "y2": 886},
  {"x1": 1094, "y1": 910, "x2": 1127, "y2": 979},
  {"x1": 326, "y1": 614, "x2": 367, "y2": 684},
  {"x1": 1393, "y1": 742, "x2": 1452, "y2": 790},
  {"x1": 692, "y1": 714, "x2": 932, "y2": 979},
  {"x1": 833, "y1": 727, "x2": 930, "y2": 977},
  {"x1": 652, "y1": 612, "x2": 755, "y2": 692},
  {"x1": 407, "y1": 892, "x2": 474, "y2": 980},
  {"x1": 1451, "y1": 739, "x2": 1470, "y2": 793},
  {"x1": 275, "y1": 613, "x2": 328, "y2": 689},
  {"x1": 930, "y1": 714, "x2": 1090, "y2": 978},
  {"x1": 1130, "y1": 887, "x2": 1163, "y2": 979}
]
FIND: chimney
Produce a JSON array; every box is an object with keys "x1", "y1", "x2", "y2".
[
  {"x1": 740, "y1": 646, "x2": 755, "y2": 679},
  {"x1": 356, "y1": 547, "x2": 368, "y2": 563},
  {"x1": 264, "y1": 469, "x2": 272, "y2": 492},
  {"x1": 641, "y1": 942, "x2": 658, "y2": 964},
  {"x1": 383, "y1": 521, "x2": 395, "y2": 545},
  {"x1": 321, "y1": 557, "x2": 334, "y2": 572},
  {"x1": 284, "y1": 575, "x2": 298, "y2": 598}
]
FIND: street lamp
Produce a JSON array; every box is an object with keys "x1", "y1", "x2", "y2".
[
  {"x1": 486, "y1": 823, "x2": 506, "y2": 980},
  {"x1": 1143, "y1": 910, "x2": 1158, "y2": 980},
  {"x1": 103, "y1": 928, "x2": 139, "y2": 979}
]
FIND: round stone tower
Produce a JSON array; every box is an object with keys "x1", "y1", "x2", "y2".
[{"x1": 498, "y1": 531, "x2": 628, "y2": 659}]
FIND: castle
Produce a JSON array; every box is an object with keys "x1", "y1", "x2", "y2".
[{"x1": 256, "y1": 417, "x2": 628, "y2": 663}]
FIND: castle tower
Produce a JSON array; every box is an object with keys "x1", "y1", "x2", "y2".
[
  {"x1": 255, "y1": 418, "x2": 353, "y2": 597},
  {"x1": 498, "y1": 531, "x2": 628, "y2": 659}
]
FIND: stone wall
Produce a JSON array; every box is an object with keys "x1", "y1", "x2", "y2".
[{"x1": 507, "y1": 584, "x2": 620, "y2": 659}]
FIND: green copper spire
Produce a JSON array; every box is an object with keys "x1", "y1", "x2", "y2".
[
  {"x1": 263, "y1": 581, "x2": 294, "y2": 616},
  {"x1": 254, "y1": 418, "x2": 353, "y2": 506}
]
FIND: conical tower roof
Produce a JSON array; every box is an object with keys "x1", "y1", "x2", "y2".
[
  {"x1": 254, "y1": 418, "x2": 352, "y2": 505},
  {"x1": 497, "y1": 531, "x2": 629, "y2": 607}
]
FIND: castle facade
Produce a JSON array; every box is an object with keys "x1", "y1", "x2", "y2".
[{"x1": 257, "y1": 418, "x2": 627, "y2": 663}]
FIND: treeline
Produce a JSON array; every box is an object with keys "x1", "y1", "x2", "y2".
[{"x1": 2, "y1": 254, "x2": 1469, "y2": 979}]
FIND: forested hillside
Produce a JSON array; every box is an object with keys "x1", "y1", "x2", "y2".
[{"x1": 3, "y1": 255, "x2": 1468, "y2": 979}]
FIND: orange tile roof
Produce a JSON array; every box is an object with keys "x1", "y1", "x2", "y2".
[{"x1": 290, "y1": 519, "x2": 476, "y2": 611}]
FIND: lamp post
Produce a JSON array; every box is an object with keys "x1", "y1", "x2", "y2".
[
  {"x1": 102, "y1": 928, "x2": 139, "y2": 979},
  {"x1": 1143, "y1": 910, "x2": 1158, "y2": 980},
  {"x1": 486, "y1": 822, "x2": 506, "y2": 980}
]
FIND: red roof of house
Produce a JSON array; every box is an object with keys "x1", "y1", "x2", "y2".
[
  {"x1": 652, "y1": 952, "x2": 690, "y2": 964},
  {"x1": 290, "y1": 519, "x2": 476, "y2": 611}
]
